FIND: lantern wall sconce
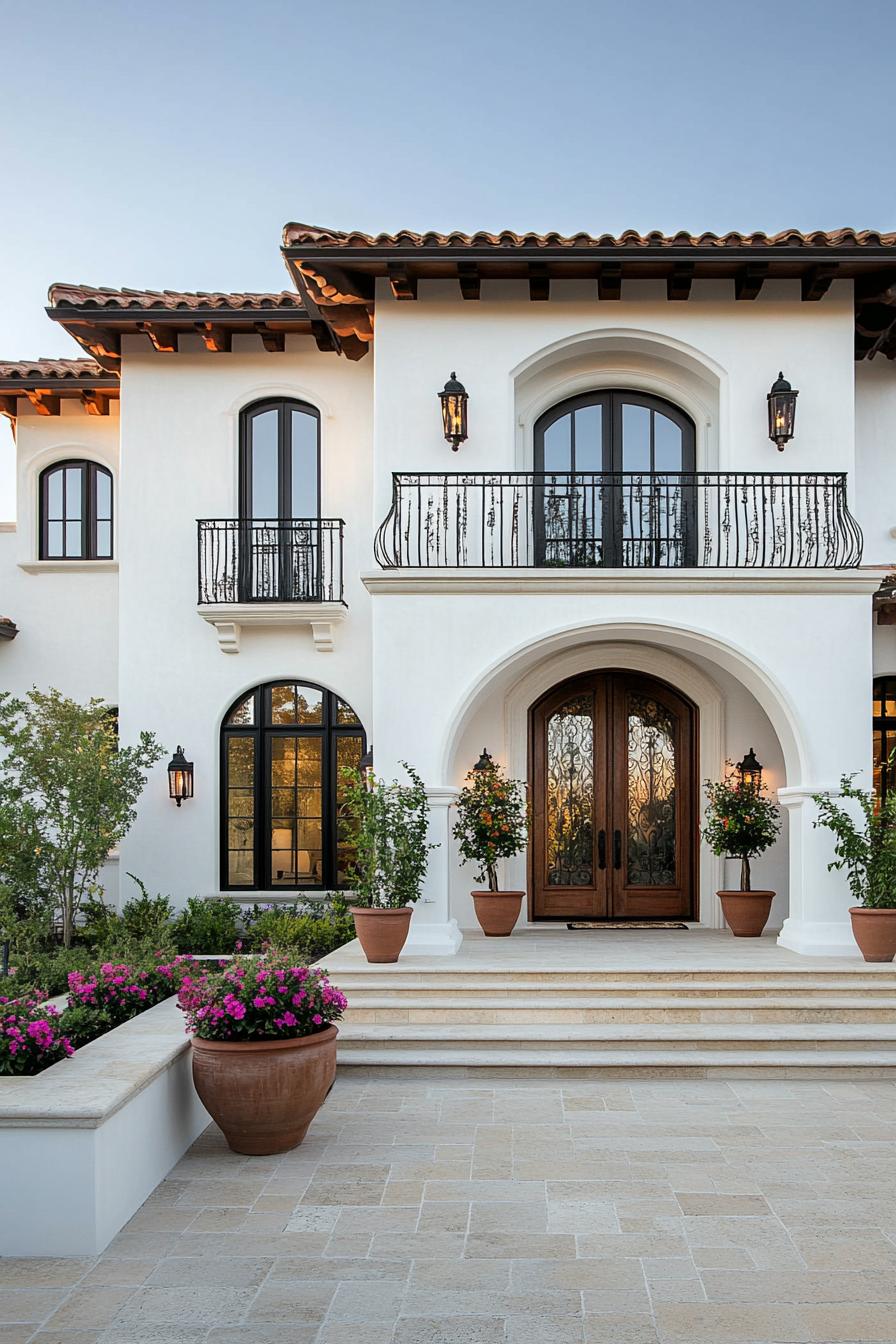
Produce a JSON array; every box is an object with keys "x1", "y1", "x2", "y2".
[
  {"x1": 472, "y1": 748, "x2": 494, "y2": 772},
  {"x1": 439, "y1": 372, "x2": 468, "y2": 450},
  {"x1": 767, "y1": 371, "x2": 798, "y2": 451},
  {"x1": 167, "y1": 746, "x2": 194, "y2": 807},
  {"x1": 736, "y1": 747, "x2": 762, "y2": 791}
]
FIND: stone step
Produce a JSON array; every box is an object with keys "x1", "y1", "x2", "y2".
[
  {"x1": 335, "y1": 1047, "x2": 896, "y2": 1076},
  {"x1": 338, "y1": 1021, "x2": 896, "y2": 1048},
  {"x1": 330, "y1": 971, "x2": 896, "y2": 993},
  {"x1": 343, "y1": 994, "x2": 896, "y2": 1024}
]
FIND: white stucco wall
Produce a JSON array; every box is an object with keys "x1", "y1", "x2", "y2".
[{"x1": 856, "y1": 358, "x2": 896, "y2": 568}]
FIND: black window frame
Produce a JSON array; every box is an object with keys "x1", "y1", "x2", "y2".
[
  {"x1": 39, "y1": 459, "x2": 114, "y2": 560},
  {"x1": 873, "y1": 676, "x2": 896, "y2": 804},
  {"x1": 238, "y1": 397, "x2": 321, "y2": 523},
  {"x1": 220, "y1": 680, "x2": 366, "y2": 893}
]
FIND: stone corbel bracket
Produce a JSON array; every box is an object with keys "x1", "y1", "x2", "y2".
[{"x1": 198, "y1": 602, "x2": 347, "y2": 653}]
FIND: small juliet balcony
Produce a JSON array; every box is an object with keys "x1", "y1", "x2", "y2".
[
  {"x1": 197, "y1": 518, "x2": 346, "y2": 654},
  {"x1": 374, "y1": 472, "x2": 863, "y2": 571}
]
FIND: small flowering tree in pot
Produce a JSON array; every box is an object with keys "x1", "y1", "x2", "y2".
[
  {"x1": 703, "y1": 758, "x2": 781, "y2": 937},
  {"x1": 341, "y1": 762, "x2": 436, "y2": 963},
  {"x1": 453, "y1": 750, "x2": 529, "y2": 937},
  {"x1": 178, "y1": 954, "x2": 346, "y2": 1154},
  {"x1": 813, "y1": 773, "x2": 896, "y2": 962}
]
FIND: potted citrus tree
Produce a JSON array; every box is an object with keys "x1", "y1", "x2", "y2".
[
  {"x1": 703, "y1": 761, "x2": 781, "y2": 936},
  {"x1": 813, "y1": 773, "x2": 896, "y2": 962},
  {"x1": 178, "y1": 952, "x2": 346, "y2": 1154},
  {"x1": 341, "y1": 761, "x2": 435, "y2": 963},
  {"x1": 453, "y1": 750, "x2": 529, "y2": 937}
]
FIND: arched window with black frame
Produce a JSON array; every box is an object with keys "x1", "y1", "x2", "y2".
[
  {"x1": 238, "y1": 399, "x2": 321, "y2": 601},
  {"x1": 873, "y1": 676, "x2": 896, "y2": 803},
  {"x1": 39, "y1": 459, "x2": 113, "y2": 560},
  {"x1": 221, "y1": 680, "x2": 365, "y2": 891},
  {"x1": 533, "y1": 390, "x2": 696, "y2": 567}
]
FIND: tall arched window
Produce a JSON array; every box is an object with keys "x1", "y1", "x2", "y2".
[
  {"x1": 40, "y1": 460, "x2": 113, "y2": 560},
  {"x1": 221, "y1": 681, "x2": 365, "y2": 891},
  {"x1": 873, "y1": 677, "x2": 896, "y2": 803},
  {"x1": 534, "y1": 391, "x2": 696, "y2": 566},
  {"x1": 238, "y1": 399, "x2": 321, "y2": 601}
]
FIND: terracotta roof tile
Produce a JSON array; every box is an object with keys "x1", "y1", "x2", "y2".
[
  {"x1": 0, "y1": 357, "x2": 108, "y2": 381},
  {"x1": 282, "y1": 223, "x2": 896, "y2": 251},
  {"x1": 48, "y1": 284, "x2": 306, "y2": 312}
]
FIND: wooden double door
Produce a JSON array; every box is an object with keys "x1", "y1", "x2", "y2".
[{"x1": 531, "y1": 671, "x2": 697, "y2": 921}]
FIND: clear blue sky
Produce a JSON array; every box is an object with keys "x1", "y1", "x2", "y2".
[{"x1": 2, "y1": 0, "x2": 895, "y2": 516}]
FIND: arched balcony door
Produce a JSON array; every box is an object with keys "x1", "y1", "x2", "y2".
[
  {"x1": 534, "y1": 391, "x2": 697, "y2": 567},
  {"x1": 530, "y1": 670, "x2": 697, "y2": 920}
]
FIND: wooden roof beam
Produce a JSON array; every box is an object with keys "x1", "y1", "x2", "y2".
[
  {"x1": 735, "y1": 262, "x2": 768, "y2": 300},
  {"x1": 254, "y1": 323, "x2": 286, "y2": 352},
  {"x1": 194, "y1": 322, "x2": 232, "y2": 352},
  {"x1": 387, "y1": 262, "x2": 417, "y2": 301},
  {"x1": 0, "y1": 394, "x2": 16, "y2": 421},
  {"x1": 310, "y1": 320, "x2": 336, "y2": 353},
  {"x1": 24, "y1": 389, "x2": 60, "y2": 415},
  {"x1": 137, "y1": 321, "x2": 178, "y2": 353},
  {"x1": 528, "y1": 263, "x2": 550, "y2": 301},
  {"x1": 597, "y1": 262, "x2": 622, "y2": 300},
  {"x1": 457, "y1": 261, "x2": 480, "y2": 300},
  {"x1": 667, "y1": 262, "x2": 695, "y2": 301},
  {"x1": 81, "y1": 389, "x2": 111, "y2": 416},
  {"x1": 802, "y1": 263, "x2": 838, "y2": 301}
]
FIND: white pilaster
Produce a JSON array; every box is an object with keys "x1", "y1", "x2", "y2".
[
  {"x1": 404, "y1": 787, "x2": 463, "y2": 955},
  {"x1": 777, "y1": 784, "x2": 859, "y2": 957}
]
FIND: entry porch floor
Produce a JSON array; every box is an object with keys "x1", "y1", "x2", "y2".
[{"x1": 5, "y1": 1073, "x2": 896, "y2": 1343}]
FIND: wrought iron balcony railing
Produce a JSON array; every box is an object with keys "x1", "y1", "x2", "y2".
[
  {"x1": 198, "y1": 519, "x2": 345, "y2": 604},
  {"x1": 374, "y1": 472, "x2": 863, "y2": 570}
]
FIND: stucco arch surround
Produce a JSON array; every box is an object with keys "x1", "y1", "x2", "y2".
[
  {"x1": 21, "y1": 440, "x2": 119, "y2": 564},
  {"x1": 439, "y1": 620, "x2": 806, "y2": 929},
  {"x1": 511, "y1": 328, "x2": 727, "y2": 471}
]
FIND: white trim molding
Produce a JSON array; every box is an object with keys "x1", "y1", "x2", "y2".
[
  {"x1": 198, "y1": 601, "x2": 347, "y2": 654},
  {"x1": 363, "y1": 569, "x2": 882, "y2": 597}
]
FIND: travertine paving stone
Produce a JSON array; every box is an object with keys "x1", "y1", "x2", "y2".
[{"x1": 4, "y1": 1074, "x2": 896, "y2": 1341}]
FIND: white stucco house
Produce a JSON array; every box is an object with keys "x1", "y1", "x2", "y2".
[{"x1": 3, "y1": 224, "x2": 896, "y2": 959}]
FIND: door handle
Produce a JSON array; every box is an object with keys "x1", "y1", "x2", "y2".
[
  {"x1": 613, "y1": 829, "x2": 622, "y2": 870},
  {"x1": 597, "y1": 829, "x2": 606, "y2": 870}
]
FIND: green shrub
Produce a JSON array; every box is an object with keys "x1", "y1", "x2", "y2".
[
  {"x1": 244, "y1": 896, "x2": 354, "y2": 962},
  {"x1": 6, "y1": 945, "x2": 96, "y2": 997},
  {"x1": 172, "y1": 897, "x2": 241, "y2": 955},
  {"x1": 58, "y1": 1001, "x2": 113, "y2": 1048}
]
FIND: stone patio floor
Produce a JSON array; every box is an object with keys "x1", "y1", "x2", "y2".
[{"x1": 4, "y1": 1074, "x2": 896, "y2": 1343}]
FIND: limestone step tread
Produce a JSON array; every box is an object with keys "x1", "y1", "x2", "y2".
[
  {"x1": 338, "y1": 1021, "x2": 896, "y2": 1042},
  {"x1": 329, "y1": 973, "x2": 896, "y2": 989},
  {"x1": 342, "y1": 994, "x2": 896, "y2": 1010}
]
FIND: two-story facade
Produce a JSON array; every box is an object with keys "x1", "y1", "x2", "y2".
[{"x1": 3, "y1": 226, "x2": 895, "y2": 957}]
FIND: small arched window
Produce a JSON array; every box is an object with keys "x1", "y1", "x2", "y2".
[
  {"x1": 873, "y1": 677, "x2": 896, "y2": 803},
  {"x1": 221, "y1": 680, "x2": 366, "y2": 891},
  {"x1": 239, "y1": 399, "x2": 320, "y2": 521},
  {"x1": 40, "y1": 460, "x2": 113, "y2": 560}
]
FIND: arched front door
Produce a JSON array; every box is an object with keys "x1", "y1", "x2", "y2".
[
  {"x1": 534, "y1": 391, "x2": 697, "y2": 567},
  {"x1": 530, "y1": 671, "x2": 697, "y2": 920}
]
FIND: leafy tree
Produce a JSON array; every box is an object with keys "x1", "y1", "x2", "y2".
[
  {"x1": 453, "y1": 753, "x2": 529, "y2": 892},
  {"x1": 340, "y1": 762, "x2": 436, "y2": 909},
  {"x1": 813, "y1": 773, "x2": 896, "y2": 909},
  {"x1": 703, "y1": 764, "x2": 780, "y2": 892},
  {"x1": 0, "y1": 689, "x2": 163, "y2": 947}
]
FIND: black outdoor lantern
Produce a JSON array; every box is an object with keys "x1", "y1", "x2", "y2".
[
  {"x1": 473, "y1": 748, "x2": 494, "y2": 773},
  {"x1": 167, "y1": 746, "x2": 193, "y2": 807},
  {"x1": 439, "y1": 371, "x2": 468, "y2": 450},
  {"x1": 767, "y1": 371, "x2": 798, "y2": 451},
  {"x1": 737, "y1": 747, "x2": 763, "y2": 792}
]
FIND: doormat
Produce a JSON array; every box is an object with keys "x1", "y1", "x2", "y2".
[{"x1": 566, "y1": 921, "x2": 688, "y2": 930}]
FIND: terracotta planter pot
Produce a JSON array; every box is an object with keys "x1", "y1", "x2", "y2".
[
  {"x1": 718, "y1": 889, "x2": 774, "y2": 938},
  {"x1": 350, "y1": 906, "x2": 413, "y2": 963},
  {"x1": 849, "y1": 906, "x2": 896, "y2": 962},
  {"x1": 472, "y1": 890, "x2": 524, "y2": 937},
  {"x1": 191, "y1": 1025, "x2": 337, "y2": 1156}
]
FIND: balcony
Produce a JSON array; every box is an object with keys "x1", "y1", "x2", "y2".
[
  {"x1": 374, "y1": 473, "x2": 863, "y2": 570},
  {"x1": 197, "y1": 518, "x2": 346, "y2": 654}
]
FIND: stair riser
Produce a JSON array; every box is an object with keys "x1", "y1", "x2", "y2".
[
  {"x1": 334, "y1": 978, "x2": 896, "y2": 996},
  {"x1": 336, "y1": 1057, "x2": 896, "y2": 1078},
  {"x1": 345, "y1": 1006, "x2": 896, "y2": 1025}
]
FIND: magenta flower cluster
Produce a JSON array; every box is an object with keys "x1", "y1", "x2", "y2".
[
  {"x1": 67, "y1": 955, "x2": 197, "y2": 1026},
  {"x1": 177, "y1": 954, "x2": 347, "y2": 1042},
  {"x1": 0, "y1": 995, "x2": 74, "y2": 1076}
]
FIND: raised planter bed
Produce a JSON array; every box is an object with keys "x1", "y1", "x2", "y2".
[{"x1": 0, "y1": 996, "x2": 208, "y2": 1256}]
